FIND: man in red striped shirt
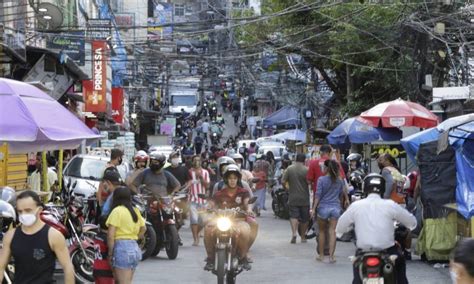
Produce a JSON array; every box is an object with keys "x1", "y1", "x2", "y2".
[{"x1": 188, "y1": 155, "x2": 210, "y2": 246}]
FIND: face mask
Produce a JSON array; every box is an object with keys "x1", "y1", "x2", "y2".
[
  {"x1": 150, "y1": 163, "x2": 164, "y2": 171},
  {"x1": 450, "y1": 270, "x2": 458, "y2": 284},
  {"x1": 171, "y1": 158, "x2": 180, "y2": 166},
  {"x1": 19, "y1": 209, "x2": 39, "y2": 227},
  {"x1": 236, "y1": 163, "x2": 242, "y2": 169}
]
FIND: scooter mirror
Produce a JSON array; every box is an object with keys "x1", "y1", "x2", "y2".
[{"x1": 248, "y1": 197, "x2": 257, "y2": 204}]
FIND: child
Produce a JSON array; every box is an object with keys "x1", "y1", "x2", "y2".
[{"x1": 93, "y1": 216, "x2": 114, "y2": 284}]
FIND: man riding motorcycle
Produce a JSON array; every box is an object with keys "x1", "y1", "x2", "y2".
[
  {"x1": 335, "y1": 173, "x2": 417, "y2": 284},
  {"x1": 204, "y1": 165, "x2": 255, "y2": 271},
  {"x1": 126, "y1": 150, "x2": 149, "y2": 187}
]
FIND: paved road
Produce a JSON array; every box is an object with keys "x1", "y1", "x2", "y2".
[{"x1": 133, "y1": 195, "x2": 451, "y2": 284}]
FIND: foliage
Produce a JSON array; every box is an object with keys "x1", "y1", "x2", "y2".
[{"x1": 235, "y1": 0, "x2": 447, "y2": 117}]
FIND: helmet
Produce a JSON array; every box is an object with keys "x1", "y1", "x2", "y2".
[
  {"x1": 0, "y1": 200, "x2": 15, "y2": 220},
  {"x1": 217, "y1": 156, "x2": 236, "y2": 174},
  {"x1": 0, "y1": 187, "x2": 16, "y2": 207},
  {"x1": 231, "y1": 153, "x2": 244, "y2": 162},
  {"x1": 134, "y1": 150, "x2": 149, "y2": 162},
  {"x1": 349, "y1": 171, "x2": 365, "y2": 190},
  {"x1": 223, "y1": 164, "x2": 242, "y2": 180},
  {"x1": 347, "y1": 153, "x2": 362, "y2": 163},
  {"x1": 362, "y1": 173, "x2": 385, "y2": 197},
  {"x1": 149, "y1": 151, "x2": 166, "y2": 162}
]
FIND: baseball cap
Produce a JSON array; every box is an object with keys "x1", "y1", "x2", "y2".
[{"x1": 102, "y1": 168, "x2": 123, "y2": 185}]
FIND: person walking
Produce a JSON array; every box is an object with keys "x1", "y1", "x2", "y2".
[
  {"x1": 252, "y1": 155, "x2": 270, "y2": 216},
  {"x1": 281, "y1": 153, "x2": 310, "y2": 244},
  {"x1": 311, "y1": 160, "x2": 348, "y2": 263},
  {"x1": 0, "y1": 191, "x2": 75, "y2": 283},
  {"x1": 201, "y1": 119, "x2": 210, "y2": 144},
  {"x1": 106, "y1": 187, "x2": 146, "y2": 284},
  {"x1": 187, "y1": 155, "x2": 210, "y2": 246},
  {"x1": 194, "y1": 134, "x2": 204, "y2": 155}
]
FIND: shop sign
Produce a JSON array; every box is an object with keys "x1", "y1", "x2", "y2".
[
  {"x1": 83, "y1": 79, "x2": 106, "y2": 113},
  {"x1": 46, "y1": 32, "x2": 85, "y2": 65},
  {"x1": 370, "y1": 144, "x2": 406, "y2": 158},
  {"x1": 112, "y1": 87, "x2": 124, "y2": 124}
]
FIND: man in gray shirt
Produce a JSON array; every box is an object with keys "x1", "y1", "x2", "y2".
[
  {"x1": 282, "y1": 153, "x2": 310, "y2": 244},
  {"x1": 131, "y1": 153, "x2": 181, "y2": 197}
]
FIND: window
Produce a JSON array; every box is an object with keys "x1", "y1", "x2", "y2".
[{"x1": 175, "y1": 4, "x2": 185, "y2": 16}]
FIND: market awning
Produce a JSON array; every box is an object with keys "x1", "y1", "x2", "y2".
[{"x1": 263, "y1": 106, "x2": 301, "y2": 127}]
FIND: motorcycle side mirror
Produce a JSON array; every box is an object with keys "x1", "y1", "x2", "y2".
[
  {"x1": 248, "y1": 197, "x2": 257, "y2": 204},
  {"x1": 198, "y1": 193, "x2": 207, "y2": 199}
]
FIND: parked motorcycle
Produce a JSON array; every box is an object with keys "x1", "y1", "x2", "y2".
[
  {"x1": 41, "y1": 200, "x2": 97, "y2": 283},
  {"x1": 205, "y1": 197, "x2": 257, "y2": 284},
  {"x1": 350, "y1": 251, "x2": 398, "y2": 284}
]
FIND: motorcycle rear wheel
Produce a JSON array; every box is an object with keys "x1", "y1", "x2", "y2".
[
  {"x1": 71, "y1": 247, "x2": 95, "y2": 283},
  {"x1": 165, "y1": 225, "x2": 179, "y2": 260},
  {"x1": 226, "y1": 271, "x2": 236, "y2": 284}
]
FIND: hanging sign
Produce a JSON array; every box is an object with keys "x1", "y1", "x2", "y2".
[
  {"x1": 84, "y1": 41, "x2": 107, "y2": 112},
  {"x1": 112, "y1": 87, "x2": 124, "y2": 124}
]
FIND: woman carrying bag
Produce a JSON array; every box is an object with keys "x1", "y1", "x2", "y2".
[{"x1": 311, "y1": 160, "x2": 349, "y2": 263}]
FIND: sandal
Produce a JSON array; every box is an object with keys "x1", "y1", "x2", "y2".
[
  {"x1": 329, "y1": 256, "x2": 337, "y2": 263},
  {"x1": 316, "y1": 255, "x2": 324, "y2": 262}
]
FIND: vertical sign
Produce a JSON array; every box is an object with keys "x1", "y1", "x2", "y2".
[
  {"x1": 112, "y1": 87, "x2": 124, "y2": 124},
  {"x1": 84, "y1": 41, "x2": 107, "y2": 112}
]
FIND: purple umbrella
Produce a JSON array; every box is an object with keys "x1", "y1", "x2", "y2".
[{"x1": 0, "y1": 78, "x2": 99, "y2": 153}]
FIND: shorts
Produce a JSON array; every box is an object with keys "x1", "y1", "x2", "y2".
[
  {"x1": 189, "y1": 202, "x2": 206, "y2": 225},
  {"x1": 317, "y1": 206, "x2": 341, "y2": 220},
  {"x1": 289, "y1": 205, "x2": 310, "y2": 223},
  {"x1": 112, "y1": 240, "x2": 141, "y2": 270}
]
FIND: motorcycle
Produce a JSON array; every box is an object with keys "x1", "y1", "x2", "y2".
[
  {"x1": 141, "y1": 188, "x2": 180, "y2": 260},
  {"x1": 41, "y1": 199, "x2": 97, "y2": 283},
  {"x1": 133, "y1": 194, "x2": 157, "y2": 261},
  {"x1": 271, "y1": 184, "x2": 289, "y2": 220},
  {"x1": 350, "y1": 251, "x2": 398, "y2": 284},
  {"x1": 205, "y1": 196, "x2": 257, "y2": 284}
]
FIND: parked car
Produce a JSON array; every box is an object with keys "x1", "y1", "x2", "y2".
[{"x1": 63, "y1": 154, "x2": 131, "y2": 197}]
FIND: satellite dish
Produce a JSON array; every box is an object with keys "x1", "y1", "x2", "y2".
[{"x1": 36, "y1": 2, "x2": 63, "y2": 30}]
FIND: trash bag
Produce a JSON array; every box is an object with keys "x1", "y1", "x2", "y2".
[{"x1": 416, "y1": 213, "x2": 457, "y2": 261}]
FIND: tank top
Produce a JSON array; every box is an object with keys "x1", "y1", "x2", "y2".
[{"x1": 11, "y1": 224, "x2": 56, "y2": 284}]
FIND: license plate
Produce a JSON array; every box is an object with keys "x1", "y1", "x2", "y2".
[{"x1": 364, "y1": 278, "x2": 384, "y2": 284}]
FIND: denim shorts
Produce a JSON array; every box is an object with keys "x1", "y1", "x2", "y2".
[
  {"x1": 317, "y1": 206, "x2": 342, "y2": 220},
  {"x1": 112, "y1": 240, "x2": 142, "y2": 270}
]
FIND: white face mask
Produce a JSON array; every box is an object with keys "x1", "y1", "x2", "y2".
[
  {"x1": 19, "y1": 209, "x2": 39, "y2": 227},
  {"x1": 236, "y1": 163, "x2": 242, "y2": 169},
  {"x1": 171, "y1": 158, "x2": 180, "y2": 166}
]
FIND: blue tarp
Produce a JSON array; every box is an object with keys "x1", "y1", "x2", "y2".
[
  {"x1": 263, "y1": 106, "x2": 301, "y2": 127},
  {"x1": 401, "y1": 114, "x2": 474, "y2": 218},
  {"x1": 327, "y1": 117, "x2": 402, "y2": 145},
  {"x1": 270, "y1": 129, "x2": 306, "y2": 142}
]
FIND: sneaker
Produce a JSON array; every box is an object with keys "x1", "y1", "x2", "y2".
[
  {"x1": 204, "y1": 259, "x2": 214, "y2": 271},
  {"x1": 240, "y1": 258, "x2": 252, "y2": 271},
  {"x1": 305, "y1": 232, "x2": 317, "y2": 240}
]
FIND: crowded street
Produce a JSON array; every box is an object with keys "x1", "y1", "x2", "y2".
[{"x1": 1, "y1": 1, "x2": 474, "y2": 284}]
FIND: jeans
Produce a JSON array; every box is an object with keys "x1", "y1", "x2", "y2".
[
  {"x1": 255, "y1": 188, "x2": 266, "y2": 210},
  {"x1": 112, "y1": 240, "x2": 141, "y2": 270}
]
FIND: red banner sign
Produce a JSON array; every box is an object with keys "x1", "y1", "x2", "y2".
[
  {"x1": 84, "y1": 40, "x2": 107, "y2": 112},
  {"x1": 112, "y1": 87, "x2": 124, "y2": 124}
]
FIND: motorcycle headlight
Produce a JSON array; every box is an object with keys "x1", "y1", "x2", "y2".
[{"x1": 216, "y1": 217, "x2": 231, "y2": 232}]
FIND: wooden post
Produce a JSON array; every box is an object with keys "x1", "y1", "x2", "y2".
[{"x1": 58, "y1": 149, "x2": 63, "y2": 192}]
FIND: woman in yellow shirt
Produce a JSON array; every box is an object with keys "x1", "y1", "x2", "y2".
[{"x1": 106, "y1": 187, "x2": 146, "y2": 284}]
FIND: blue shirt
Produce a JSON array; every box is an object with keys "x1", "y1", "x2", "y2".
[
  {"x1": 101, "y1": 193, "x2": 113, "y2": 216},
  {"x1": 316, "y1": 176, "x2": 343, "y2": 208}
]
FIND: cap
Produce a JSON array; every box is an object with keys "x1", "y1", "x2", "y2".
[{"x1": 102, "y1": 168, "x2": 123, "y2": 184}]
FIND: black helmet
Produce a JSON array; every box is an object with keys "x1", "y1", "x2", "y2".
[
  {"x1": 349, "y1": 171, "x2": 365, "y2": 190},
  {"x1": 149, "y1": 152, "x2": 166, "y2": 162},
  {"x1": 362, "y1": 173, "x2": 385, "y2": 197}
]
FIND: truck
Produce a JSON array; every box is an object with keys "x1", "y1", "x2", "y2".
[{"x1": 168, "y1": 76, "x2": 201, "y2": 115}]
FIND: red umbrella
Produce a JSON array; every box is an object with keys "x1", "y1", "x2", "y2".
[{"x1": 360, "y1": 98, "x2": 439, "y2": 128}]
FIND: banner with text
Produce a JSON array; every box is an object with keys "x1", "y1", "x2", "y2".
[
  {"x1": 84, "y1": 40, "x2": 107, "y2": 112},
  {"x1": 112, "y1": 87, "x2": 124, "y2": 124}
]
